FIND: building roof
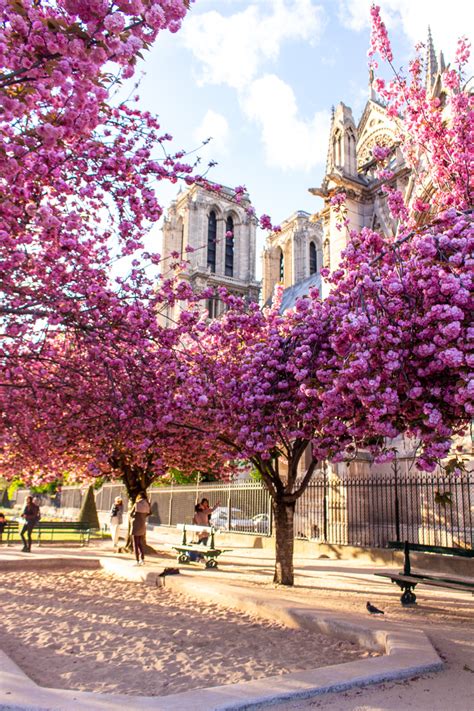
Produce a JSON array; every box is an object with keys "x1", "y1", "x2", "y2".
[{"x1": 279, "y1": 272, "x2": 322, "y2": 313}]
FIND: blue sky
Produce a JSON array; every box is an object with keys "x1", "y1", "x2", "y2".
[{"x1": 129, "y1": 0, "x2": 473, "y2": 274}]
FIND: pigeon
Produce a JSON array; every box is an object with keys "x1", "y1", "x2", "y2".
[{"x1": 366, "y1": 601, "x2": 384, "y2": 615}]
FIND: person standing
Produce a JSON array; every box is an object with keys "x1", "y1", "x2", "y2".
[
  {"x1": 109, "y1": 496, "x2": 124, "y2": 549},
  {"x1": 130, "y1": 492, "x2": 151, "y2": 565},
  {"x1": 20, "y1": 496, "x2": 40, "y2": 552}
]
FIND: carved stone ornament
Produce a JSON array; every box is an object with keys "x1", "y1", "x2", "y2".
[{"x1": 357, "y1": 129, "x2": 395, "y2": 169}]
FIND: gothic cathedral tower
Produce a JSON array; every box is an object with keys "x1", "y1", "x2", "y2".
[{"x1": 160, "y1": 184, "x2": 260, "y2": 323}]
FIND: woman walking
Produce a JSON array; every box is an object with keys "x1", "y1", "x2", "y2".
[
  {"x1": 130, "y1": 492, "x2": 151, "y2": 566},
  {"x1": 20, "y1": 496, "x2": 41, "y2": 552}
]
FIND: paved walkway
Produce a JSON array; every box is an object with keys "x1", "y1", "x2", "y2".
[{"x1": 0, "y1": 537, "x2": 473, "y2": 710}]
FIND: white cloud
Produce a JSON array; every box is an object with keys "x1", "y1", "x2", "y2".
[
  {"x1": 181, "y1": 2, "x2": 328, "y2": 172},
  {"x1": 193, "y1": 109, "x2": 230, "y2": 159},
  {"x1": 181, "y1": 1, "x2": 326, "y2": 90},
  {"x1": 338, "y1": 0, "x2": 473, "y2": 64},
  {"x1": 241, "y1": 74, "x2": 330, "y2": 171}
]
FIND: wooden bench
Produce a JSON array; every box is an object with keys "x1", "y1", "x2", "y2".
[
  {"x1": 36, "y1": 521, "x2": 92, "y2": 546},
  {"x1": 172, "y1": 524, "x2": 231, "y2": 569},
  {"x1": 374, "y1": 540, "x2": 474, "y2": 605},
  {"x1": 0, "y1": 520, "x2": 91, "y2": 546}
]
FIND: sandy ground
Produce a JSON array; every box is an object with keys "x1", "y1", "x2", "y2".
[
  {"x1": 1, "y1": 541, "x2": 473, "y2": 709},
  {"x1": 205, "y1": 548, "x2": 474, "y2": 711},
  {"x1": 0, "y1": 568, "x2": 375, "y2": 697}
]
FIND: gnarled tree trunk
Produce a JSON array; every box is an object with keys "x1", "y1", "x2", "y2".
[{"x1": 253, "y1": 441, "x2": 318, "y2": 587}]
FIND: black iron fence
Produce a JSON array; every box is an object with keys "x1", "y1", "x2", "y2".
[
  {"x1": 295, "y1": 474, "x2": 473, "y2": 548},
  {"x1": 10, "y1": 473, "x2": 473, "y2": 550}
]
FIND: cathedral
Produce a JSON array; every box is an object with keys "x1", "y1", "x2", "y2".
[
  {"x1": 161, "y1": 30, "x2": 447, "y2": 320},
  {"x1": 263, "y1": 30, "x2": 446, "y2": 304}
]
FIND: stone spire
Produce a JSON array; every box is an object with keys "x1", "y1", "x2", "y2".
[
  {"x1": 325, "y1": 106, "x2": 336, "y2": 174},
  {"x1": 369, "y1": 65, "x2": 376, "y2": 101},
  {"x1": 438, "y1": 49, "x2": 446, "y2": 74},
  {"x1": 425, "y1": 27, "x2": 438, "y2": 92}
]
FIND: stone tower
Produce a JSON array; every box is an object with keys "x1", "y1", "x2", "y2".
[
  {"x1": 309, "y1": 29, "x2": 447, "y2": 290},
  {"x1": 160, "y1": 184, "x2": 260, "y2": 323},
  {"x1": 309, "y1": 95, "x2": 402, "y2": 295},
  {"x1": 262, "y1": 211, "x2": 323, "y2": 306}
]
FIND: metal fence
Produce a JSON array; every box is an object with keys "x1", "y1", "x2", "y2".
[
  {"x1": 295, "y1": 474, "x2": 473, "y2": 548},
  {"x1": 146, "y1": 481, "x2": 270, "y2": 531},
  {"x1": 11, "y1": 473, "x2": 474, "y2": 550}
]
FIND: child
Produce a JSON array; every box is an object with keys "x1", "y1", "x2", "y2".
[
  {"x1": 0, "y1": 512, "x2": 6, "y2": 542},
  {"x1": 109, "y1": 496, "x2": 123, "y2": 549}
]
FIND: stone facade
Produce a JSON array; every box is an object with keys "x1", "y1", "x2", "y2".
[
  {"x1": 262, "y1": 211, "x2": 323, "y2": 305},
  {"x1": 310, "y1": 33, "x2": 448, "y2": 292},
  {"x1": 309, "y1": 97, "x2": 404, "y2": 288},
  {"x1": 160, "y1": 184, "x2": 260, "y2": 323},
  {"x1": 264, "y1": 32, "x2": 448, "y2": 302}
]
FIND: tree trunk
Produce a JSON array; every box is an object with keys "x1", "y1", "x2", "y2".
[
  {"x1": 252, "y1": 446, "x2": 318, "y2": 586},
  {"x1": 119, "y1": 465, "x2": 152, "y2": 503},
  {"x1": 272, "y1": 496, "x2": 296, "y2": 586}
]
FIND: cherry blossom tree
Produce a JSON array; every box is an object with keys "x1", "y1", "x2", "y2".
[
  {"x1": 0, "y1": 303, "x2": 234, "y2": 498},
  {"x1": 170, "y1": 290, "x2": 337, "y2": 585},
  {"x1": 169, "y1": 7, "x2": 473, "y2": 585},
  {"x1": 1, "y1": 4, "x2": 471, "y2": 588},
  {"x1": 172, "y1": 207, "x2": 471, "y2": 587},
  {"x1": 0, "y1": 1, "x2": 277, "y2": 504},
  {"x1": 0, "y1": 0, "x2": 204, "y2": 499}
]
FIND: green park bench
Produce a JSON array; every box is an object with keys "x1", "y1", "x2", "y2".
[
  {"x1": 172, "y1": 523, "x2": 231, "y2": 569},
  {"x1": 374, "y1": 540, "x2": 474, "y2": 605},
  {"x1": 0, "y1": 520, "x2": 19, "y2": 544},
  {"x1": 36, "y1": 521, "x2": 92, "y2": 546},
  {"x1": 0, "y1": 520, "x2": 92, "y2": 546}
]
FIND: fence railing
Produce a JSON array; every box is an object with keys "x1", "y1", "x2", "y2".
[
  {"x1": 10, "y1": 473, "x2": 474, "y2": 550},
  {"x1": 295, "y1": 474, "x2": 473, "y2": 548}
]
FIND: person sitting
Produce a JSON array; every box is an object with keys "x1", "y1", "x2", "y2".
[{"x1": 192, "y1": 503, "x2": 210, "y2": 546}]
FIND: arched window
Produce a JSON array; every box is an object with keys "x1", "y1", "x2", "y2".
[
  {"x1": 279, "y1": 248, "x2": 284, "y2": 281},
  {"x1": 309, "y1": 241, "x2": 317, "y2": 275},
  {"x1": 333, "y1": 130, "x2": 342, "y2": 167},
  {"x1": 346, "y1": 129, "x2": 355, "y2": 173},
  {"x1": 207, "y1": 211, "x2": 217, "y2": 272},
  {"x1": 225, "y1": 215, "x2": 234, "y2": 277}
]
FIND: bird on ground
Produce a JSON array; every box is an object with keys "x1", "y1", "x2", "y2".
[{"x1": 366, "y1": 601, "x2": 384, "y2": 615}]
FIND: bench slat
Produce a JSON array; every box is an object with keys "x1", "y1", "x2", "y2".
[
  {"x1": 375, "y1": 572, "x2": 474, "y2": 592},
  {"x1": 388, "y1": 541, "x2": 474, "y2": 557},
  {"x1": 176, "y1": 524, "x2": 214, "y2": 533}
]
